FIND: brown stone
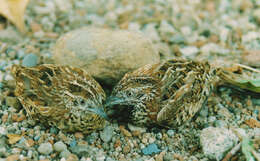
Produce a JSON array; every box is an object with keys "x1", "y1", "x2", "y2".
[
  {"x1": 242, "y1": 50, "x2": 260, "y2": 67},
  {"x1": 1, "y1": 114, "x2": 8, "y2": 123},
  {"x1": 114, "y1": 139, "x2": 121, "y2": 148},
  {"x1": 74, "y1": 132, "x2": 84, "y2": 139},
  {"x1": 155, "y1": 151, "x2": 166, "y2": 161},
  {"x1": 26, "y1": 139, "x2": 34, "y2": 147},
  {"x1": 53, "y1": 27, "x2": 160, "y2": 87},
  {"x1": 245, "y1": 118, "x2": 260, "y2": 128},
  {"x1": 119, "y1": 125, "x2": 132, "y2": 137},
  {"x1": 123, "y1": 145, "x2": 131, "y2": 154},
  {"x1": 6, "y1": 154, "x2": 19, "y2": 161},
  {"x1": 132, "y1": 130, "x2": 141, "y2": 137},
  {"x1": 67, "y1": 154, "x2": 79, "y2": 161}
]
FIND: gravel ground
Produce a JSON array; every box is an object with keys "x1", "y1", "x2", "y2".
[{"x1": 0, "y1": 0, "x2": 260, "y2": 160}]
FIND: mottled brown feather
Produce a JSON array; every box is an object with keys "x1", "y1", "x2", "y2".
[
  {"x1": 11, "y1": 64, "x2": 106, "y2": 133},
  {"x1": 107, "y1": 59, "x2": 217, "y2": 128}
]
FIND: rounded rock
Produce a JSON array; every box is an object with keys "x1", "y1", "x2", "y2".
[
  {"x1": 60, "y1": 149, "x2": 71, "y2": 159},
  {"x1": 38, "y1": 142, "x2": 53, "y2": 155},
  {"x1": 53, "y1": 27, "x2": 160, "y2": 87},
  {"x1": 167, "y1": 130, "x2": 175, "y2": 137},
  {"x1": 100, "y1": 126, "x2": 114, "y2": 143},
  {"x1": 54, "y1": 141, "x2": 67, "y2": 152},
  {"x1": 22, "y1": 54, "x2": 38, "y2": 67},
  {"x1": 200, "y1": 127, "x2": 238, "y2": 160}
]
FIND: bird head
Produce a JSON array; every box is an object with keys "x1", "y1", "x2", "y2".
[
  {"x1": 71, "y1": 97, "x2": 109, "y2": 121},
  {"x1": 105, "y1": 76, "x2": 159, "y2": 123}
]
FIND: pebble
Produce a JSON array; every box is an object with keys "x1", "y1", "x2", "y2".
[
  {"x1": 180, "y1": 46, "x2": 199, "y2": 58},
  {"x1": 100, "y1": 126, "x2": 114, "y2": 143},
  {"x1": 141, "y1": 143, "x2": 161, "y2": 155},
  {"x1": 86, "y1": 133, "x2": 98, "y2": 145},
  {"x1": 60, "y1": 149, "x2": 71, "y2": 159},
  {"x1": 128, "y1": 123, "x2": 146, "y2": 133},
  {"x1": 69, "y1": 139, "x2": 77, "y2": 148},
  {"x1": 54, "y1": 141, "x2": 67, "y2": 152},
  {"x1": 166, "y1": 130, "x2": 175, "y2": 137},
  {"x1": 71, "y1": 144, "x2": 99, "y2": 157},
  {"x1": 22, "y1": 54, "x2": 38, "y2": 67},
  {"x1": 38, "y1": 142, "x2": 53, "y2": 155},
  {"x1": 0, "y1": 27, "x2": 23, "y2": 43},
  {"x1": 155, "y1": 151, "x2": 165, "y2": 161},
  {"x1": 200, "y1": 127, "x2": 239, "y2": 160},
  {"x1": 170, "y1": 34, "x2": 186, "y2": 44},
  {"x1": 156, "y1": 133, "x2": 162, "y2": 139},
  {"x1": 6, "y1": 154, "x2": 19, "y2": 161},
  {"x1": 67, "y1": 154, "x2": 79, "y2": 161},
  {"x1": 119, "y1": 126, "x2": 132, "y2": 137},
  {"x1": 74, "y1": 132, "x2": 84, "y2": 139},
  {"x1": 123, "y1": 145, "x2": 131, "y2": 154},
  {"x1": 50, "y1": 127, "x2": 58, "y2": 134}
]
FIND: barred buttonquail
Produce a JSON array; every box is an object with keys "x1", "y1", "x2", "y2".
[
  {"x1": 11, "y1": 64, "x2": 107, "y2": 133},
  {"x1": 106, "y1": 59, "x2": 218, "y2": 128}
]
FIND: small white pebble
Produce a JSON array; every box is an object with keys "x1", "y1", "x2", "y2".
[
  {"x1": 54, "y1": 141, "x2": 67, "y2": 152},
  {"x1": 38, "y1": 142, "x2": 53, "y2": 155}
]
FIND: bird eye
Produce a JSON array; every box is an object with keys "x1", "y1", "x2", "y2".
[
  {"x1": 127, "y1": 91, "x2": 132, "y2": 96},
  {"x1": 80, "y1": 99, "x2": 85, "y2": 105}
]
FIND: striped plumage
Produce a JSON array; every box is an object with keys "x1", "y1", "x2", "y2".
[
  {"x1": 11, "y1": 64, "x2": 107, "y2": 133},
  {"x1": 106, "y1": 59, "x2": 217, "y2": 127}
]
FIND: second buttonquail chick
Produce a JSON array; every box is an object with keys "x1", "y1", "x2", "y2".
[
  {"x1": 106, "y1": 59, "x2": 218, "y2": 128},
  {"x1": 11, "y1": 64, "x2": 107, "y2": 133}
]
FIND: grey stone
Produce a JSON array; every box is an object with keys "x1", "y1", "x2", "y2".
[
  {"x1": 100, "y1": 126, "x2": 114, "y2": 143},
  {"x1": 22, "y1": 54, "x2": 38, "y2": 67},
  {"x1": 167, "y1": 130, "x2": 175, "y2": 137},
  {"x1": 169, "y1": 34, "x2": 185, "y2": 44},
  {"x1": 0, "y1": 27, "x2": 23, "y2": 43},
  {"x1": 54, "y1": 141, "x2": 67, "y2": 152},
  {"x1": 200, "y1": 127, "x2": 238, "y2": 161},
  {"x1": 70, "y1": 144, "x2": 102, "y2": 157},
  {"x1": 38, "y1": 142, "x2": 53, "y2": 155},
  {"x1": 128, "y1": 123, "x2": 146, "y2": 133},
  {"x1": 59, "y1": 149, "x2": 71, "y2": 159},
  {"x1": 53, "y1": 27, "x2": 160, "y2": 87},
  {"x1": 180, "y1": 46, "x2": 199, "y2": 58}
]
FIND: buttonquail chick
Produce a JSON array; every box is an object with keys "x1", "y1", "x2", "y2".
[
  {"x1": 11, "y1": 64, "x2": 107, "y2": 133},
  {"x1": 106, "y1": 59, "x2": 218, "y2": 128}
]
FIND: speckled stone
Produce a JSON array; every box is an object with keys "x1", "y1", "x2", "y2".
[{"x1": 200, "y1": 127, "x2": 239, "y2": 160}]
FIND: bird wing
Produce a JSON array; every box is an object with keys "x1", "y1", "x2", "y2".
[{"x1": 156, "y1": 60, "x2": 213, "y2": 127}]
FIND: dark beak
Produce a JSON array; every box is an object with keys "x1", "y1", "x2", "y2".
[{"x1": 85, "y1": 107, "x2": 109, "y2": 120}]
